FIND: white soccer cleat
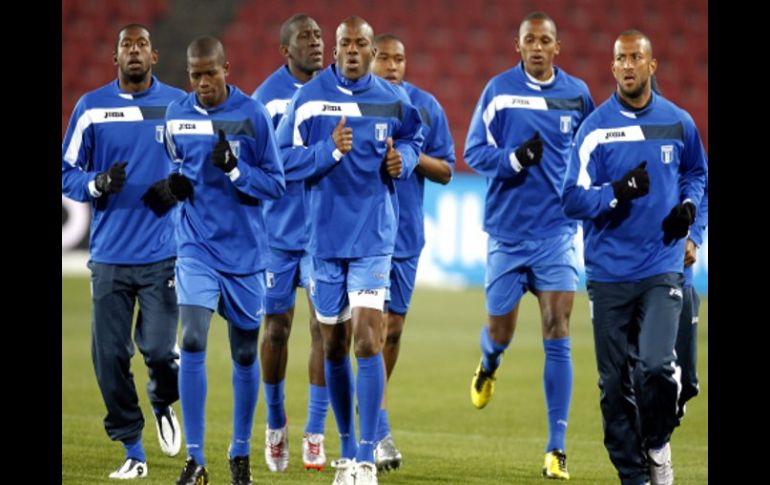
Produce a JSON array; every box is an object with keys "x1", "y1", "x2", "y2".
[
  {"x1": 302, "y1": 432, "x2": 326, "y2": 470},
  {"x1": 264, "y1": 425, "x2": 289, "y2": 472},
  {"x1": 648, "y1": 442, "x2": 674, "y2": 485},
  {"x1": 374, "y1": 434, "x2": 402, "y2": 471},
  {"x1": 330, "y1": 458, "x2": 356, "y2": 485},
  {"x1": 108, "y1": 458, "x2": 148, "y2": 479},
  {"x1": 355, "y1": 461, "x2": 378, "y2": 485},
  {"x1": 154, "y1": 407, "x2": 181, "y2": 457}
]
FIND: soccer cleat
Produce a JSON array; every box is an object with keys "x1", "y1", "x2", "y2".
[
  {"x1": 470, "y1": 359, "x2": 497, "y2": 409},
  {"x1": 542, "y1": 449, "x2": 570, "y2": 480},
  {"x1": 648, "y1": 442, "x2": 674, "y2": 485},
  {"x1": 155, "y1": 406, "x2": 182, "y2": 457},
  {"x1": 265, "y1": 425, "x2": 289, "y2": 472},
  {"x1": 229, "y1": 455, "x2": 252, "y2": 485},
  {"x1": 330, "y1": 458, "x2": 356, "y2": 485},
  {"x1": 302, "y1": 432, "x2": 326, "y2": 470},
  {"x1": 108, "y1": 458, "x2": 148, "y2": 479},
  {"x1": 374, "y1": 434, "x2": 402, "y2": 471},
  {"x1": 355, "y1": 461, "x2": 378, "y2": 485},
  {"x1": 175, "y1": 457, "x2": 209, "y2": 485}
]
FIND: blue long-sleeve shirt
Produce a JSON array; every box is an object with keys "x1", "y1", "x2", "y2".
[
  {"x1": 61, "y1": 76, "x2": 186, "y2": 264},
  {"x1": 684, "y1": 184, "x2": 708, "y2": 288},
  {"x1": 394, "y1": 81, "x2": 456, "y2": 257},
  {"x1": 464, "y1": 63, "x2": 594, "y2": 243},
  {"x1": 165, "y1": 85, "x2": 285, "y2": 274},
  {"x1": 562, "y1": 91, "x2": 708, "y2": 282},
  {"x1": 275, "y1": 65, "x2": 424, "y2": 258},
  {"x1": 252, "y1": 65, "x2": 310, "y2": 251}
]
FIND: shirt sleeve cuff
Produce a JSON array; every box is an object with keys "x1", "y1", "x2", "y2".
[
  {"x1": 227, "y1": 166, "x2": 241, "y2": 182},
  {"x1": 332, "y1": 148, "x2": 344, "y2": 162},
  {"x1": 88, "y1": 179, "x2": 102, "y2": 198},
  {"x1": 508, "y1": 151, "x2": 523, "y2": 172}
]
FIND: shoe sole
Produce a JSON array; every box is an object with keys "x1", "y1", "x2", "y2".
[
  {"x1": 376, "y1": 459, "x2": 402, "y2": 472},
  {"x1": 303, "y1": 463, "x2": 324, "y2": 471}
]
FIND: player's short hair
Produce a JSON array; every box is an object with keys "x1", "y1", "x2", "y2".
[
  {"x1": 187, "y1": 36, "x2": 225, "y2": 65},
  {"x1": 279, "y1": 13, "x2": 315, "y2": 46},
  {"x1": 374, "y1": 33, "x2": 402, "y2": 46},
  {"x1": 616, "y1": 29, "x2": 654, "y2": 57},
  {"x1": 519, "y1": 11, "x2": 557, "y2": 37},
  {"x1": 116, "y1": 23, "x2": 152, "y2": 51}
]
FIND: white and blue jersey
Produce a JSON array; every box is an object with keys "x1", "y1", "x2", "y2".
[
  {"x1": 275, "y1": 65, "x2": 424, "y2": 258},
  {"x1": 165, "y1": 85, "x2": 285, "y2": 274},
  {"x1": 562, "y1": 91, "x2": 708, "y2": 282},
  {"x1": 252, "y1": 65, "x2": 309, "y2": 251},
  {"x1": 464, "y1": 62, "x2": 594, "y2": 244},
  {"x1": 394, "y1": 81, "x2": 456, "y2": 257},
  {"x1": 684, "y1": 186, "x2": 708, "y2": 288},
  {"x1": 61, "y1": 77, "x2": 186, "y2": 264}
]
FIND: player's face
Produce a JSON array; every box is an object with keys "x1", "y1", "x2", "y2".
[
  {"x1": 372, "y1": 38, "x2": 406, "y2": 85},
  {"x1": 288, "y1": 19, "x2": 324, "y2": 75},
  {"x1": 515, "y1": 19, "x2": 559, "y2": 81},
  {"x1": 114, "y1": 26, "x2": 157, "y2": 84},
  {"x1": 334, "y1": 24, "x2": 374, "y2": 80},
  {"x1": 187, "y1": 55, "x2": 230, "y2": 108},
  {"x1": 612, "y1": 35, "x2": 657, "y2": 100}
]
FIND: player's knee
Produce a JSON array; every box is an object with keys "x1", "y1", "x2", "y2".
[
  {"x1": 142, "y1": 343, "x2": 175, "y2": 367},
  {"x1": 180, "y1": 327, "x2": 207, "y2": 353},
  {"x1": 385, "y1": 325, "x2": 403, "y2": 346},
  {"x1": 265, "y1": 316, "x2": 291, "y2": 347},
  {"x1": 354, "y1": 336, "x2": 382, "y2": 357},
  {"x1": 323, "y1": 338, "x2": 348, "y2": 361},
  {"x1": 231, "y1": 345, "x2": 257, "y2": 366}
]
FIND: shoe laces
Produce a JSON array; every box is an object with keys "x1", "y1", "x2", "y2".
[
  {"x1": 229, "y1": 456, "x2": 251, "y2": 482},
  {"x1": 307, "y1": 440, "x2": 321, "y2": 456},
  {"x1": 268, "y1": 431, "x2": 286, "y2": 458},
  {"x1": 555, "y1": 452, "x2": 567, "y2": 472},
  {"x1": 474, "y1": 366, "x2": 494, "y2": 392},
  {"x1": 177, "y1": 457, "x2": 199, "y2": 482}
]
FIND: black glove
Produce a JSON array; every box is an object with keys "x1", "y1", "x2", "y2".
[
  {"x1": 94, "y1": 161, "x2": 128, "y2": 194},
  {"x1": 662, "y1": 201, "x2": 696, "y2": 242},
  {"x1": 212, "y1": 129, "x2": 237, "y2": 173},
  {"x1": 611, "y1": 161, "x2": 650, "y2": 203},
  {"x1": 141, "y1": 179, "x2": 178, "y2": 214},
  {"x1": 167, "y1": 173, "x2": 193, "y2": 201},
  {"x1": 514, "y1": 132, "x2": 543, "y2": 167}
]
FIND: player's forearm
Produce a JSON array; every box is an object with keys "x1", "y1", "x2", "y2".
[{"x1": 415, "y1": 153, "x2": 452, "y2": 184}]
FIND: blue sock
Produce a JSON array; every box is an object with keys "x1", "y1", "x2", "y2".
[
  {"x1": 355, "y1": 354, "x2": 385, "y2": 464},
  {"x1": 324, "y1": 357, "x2": 357, "y2": 458},
  {"x1": 480, "y1": 325, "x2": 508, "y2": 373},
  {"x1": 305, "y1": 384, "x2": 329, "y2": 434},
  {"x1": 264, "y1": 380, "x2": 286, "y2": 429},
  {"x1": 179, "y1": 349, "x2": 207, "y2": 465},
  {"x1": 543, "y1": 337, "x2": 573, "y2": 452},
  {"x1": 231, "y1": 360, "x2": 260, "y2": 458},
  {"x1": 123, "y1": 438, "x2": 146, "y2": 462},
  {"x1": 376, "y1": 408, "x2": 391, "y2": 442}
]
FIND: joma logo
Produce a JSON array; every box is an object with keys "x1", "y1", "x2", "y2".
[
  {"x1": 322, "y1": 104, "x2": 341, "y2": 112},
  {"x1": 178, "y1": 123, "x2": 196, "y2": 130},
  {"x1": 104, "y1": 111, "x2": 125, "y2": 118},
  {"x1": 605, "y1": 131, "x2": 626, "y2": 140}
]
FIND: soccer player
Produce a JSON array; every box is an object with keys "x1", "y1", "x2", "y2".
[
  {"x1": 61, "y1": 24, "x2": 184, "y2": 480},
  {"x1": 561, "y1": 30, "x2": 707, "y2": 485},
  {"x1": 275, "y1": 16, "x2": 423, "y2": 485},
  {"x1": 165, "y1": 36, "x2": 285, "y2": 485},
  {"x1": 676, "y1": 186, "x2": 707, "y2": 422},
  {"x1": 463, "y1": 11, "x2": 594, "y2": 479},
  {"x1": 250, "y1": 13, "x2": 328, "y2": 472},
  {"x1": 371, "y1": 33, "x2": 455, "y2": 472}
]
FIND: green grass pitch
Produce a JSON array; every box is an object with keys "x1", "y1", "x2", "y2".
[{"x1": 62, "y1": 276, "x2": 707, "y2": 483}]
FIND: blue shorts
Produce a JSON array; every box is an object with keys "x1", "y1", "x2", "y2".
[
  {"x1": 485, "y1": 233, "x2": 578, "y2": 316},
  {"x1": 387, "y1": 255, "x2": 419, "y2": 315},
  {"x1": 175, "y1": 257, "x2": 265, "y2": 330},
  {"x1": 265, "y1": 248, "x2": 312, "y2": 314},
  {"x1": 311, "y1": 255, "x2": 391, "y2": 320}
]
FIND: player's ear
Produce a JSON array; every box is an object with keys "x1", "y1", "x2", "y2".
[{"x1": 332, "y1": 47, "x2": 338, "y2": 60}]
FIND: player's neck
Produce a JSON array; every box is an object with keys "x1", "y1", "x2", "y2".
[
  {"x1": 616, "y1": 86, "x2": 652, "y2": 110},
  {"x1": 118, "y1": 75, "x2": 152, "y2": 94},
  {"x1": 287, "y1": 63, "x2": 314, "y2": 83}
]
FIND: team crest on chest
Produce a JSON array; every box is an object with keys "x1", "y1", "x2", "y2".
[
  {"x1": 375, "y1": 123, "x2": 388, "y2": 141},
  {"x1": 660, "y1": 144, "x2": 674, "y2": 164},
  {"x1": 560, "y1": 115, "x2": 572, "y2": 134},
  {"x1": 155, "y1": 125, "x2": 164, "y2": 143}
]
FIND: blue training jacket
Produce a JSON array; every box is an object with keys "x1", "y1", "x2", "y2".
[
  {"x1": 684, "y1": 184, "x2": 708, "y2": 288},
  {"x1": 252, "y1": 65, "x2": 310, "y2": 251},
  {"x1": 393, "y1": 81, "x2": 456, "y2": 258},
  {"x1": 562, "y1": 91, "x2": 708, "y2": 282},
  {"x1": 62, "y1": 76, "x2": 186, "y2": 264},
  {"x1": 464, "y1": 62, "x2": 594, "y2": 244},
  {"x1": 275, "y1": 65, "x2": 424, "y2": 259},
  {"x1": 165, "y1": 85, "x2": 285, "y2": 274}
]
